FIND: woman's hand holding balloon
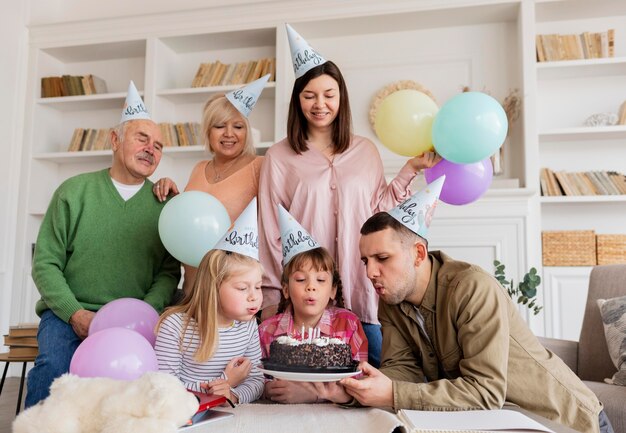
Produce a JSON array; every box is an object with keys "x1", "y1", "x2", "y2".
[{"x1": 408, "y1": 151, "x2": 442, "y2": 173}]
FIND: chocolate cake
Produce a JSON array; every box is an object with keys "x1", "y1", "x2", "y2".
[{"x1": 268, "y1": 336, "x2": 353, "y2": 369}]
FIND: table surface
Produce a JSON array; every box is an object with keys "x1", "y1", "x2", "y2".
[{"x1": 179, "y1": 401, "x2": 580, "y2": 433}]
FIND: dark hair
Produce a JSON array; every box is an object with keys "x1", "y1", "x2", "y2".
[
  {"x1": 360, "y1": 212, "x2": 428, "y2": 248},
  {"x1": 287, "y1": 61, "x2": 352, "y2": 155},
  {"x1": 278, "y1": 247, "x2": 345, "y2": 313}
]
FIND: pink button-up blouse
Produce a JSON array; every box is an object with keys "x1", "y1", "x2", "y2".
[{"x1": 258, "y1": 136, "x2": 417, "y2": 324}]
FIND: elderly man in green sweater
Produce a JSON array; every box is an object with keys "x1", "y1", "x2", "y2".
[
  {"x1": 25, "y1": 82, "x2": 180, "y2": 407},
  {"x1": 316, "y1": 178, "x2": 613, "y2": 433}
]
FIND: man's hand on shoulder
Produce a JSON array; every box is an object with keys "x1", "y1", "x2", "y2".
[
  {"x1": 69, "y1": 309, "x2": 95, "y2": 339},
  {"x1": 339, "y1": 362, "x2": 394, "y2": 408}
]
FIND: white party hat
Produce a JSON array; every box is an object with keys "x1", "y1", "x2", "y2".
[
  {"x1": 286, "y1": 24, "x2": 327, "y2": 79},
  {"x1": 214, "y1": 198, "x2": 259, "y2": 261},
  {"x1": 387, "y1": 175, "x2": 445, "y2": 239},
  {"x1": 120, "y1": 81, "x2": 150, "y2": 123},
  {"x1": 225, "y1": 74, "x2": 270, "y2": 118},
  {"x1": 278, "y1": 204, "x2": 320, "y2": 265}
]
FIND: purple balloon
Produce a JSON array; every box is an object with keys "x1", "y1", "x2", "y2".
[
  {"x1": 89, "y1": 298, "x2": 159, "y2": 346},
  {"x1": 70, "y1": 327, "x2": 158, "y2": 380},
  {"x1": 424, "y1": 158, "x2": 493, "y2": 205}
]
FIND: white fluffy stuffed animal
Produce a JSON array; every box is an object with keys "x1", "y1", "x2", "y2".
[{"x1": 13, "y1": 372, "x2": 199, "y2": 433}]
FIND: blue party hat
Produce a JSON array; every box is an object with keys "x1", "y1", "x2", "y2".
[
  {"x1": 225, "y1": 74, "x2": 270, "y2": 118},
  {"x1": 278, "y1": 204, "x2": 320, "y2": 265},
  {"x1": 387, "y1": 176, "x2": 445, "y2": 239},
  {"x1": 286, "y1": 24, "x2": 327, "y2": 79},
  {"x1": 120, "y1": 81, "x2": 150, "y2": 123},
  {"x1": 214, "y1": 198, "x2": 259, "y2": 261}
]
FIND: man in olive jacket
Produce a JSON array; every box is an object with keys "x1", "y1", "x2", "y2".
[{"x1": 317, "y1": 208, "x2": 612, "y2": 433}]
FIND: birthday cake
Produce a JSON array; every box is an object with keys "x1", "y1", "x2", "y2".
[{"x1": 267, "y1": 335, "x2": 354, "y2": 370}]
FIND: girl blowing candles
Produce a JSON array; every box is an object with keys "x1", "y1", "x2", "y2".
[
  {"x1": 155, "y1": 199, "x2": 264, "y2": 404},
  {"x1": 258, "y1": 206, "x2": 367, "y2": 404},
  {"x1": 258, "y1": 25, "x2": 439, "y2": 367}
]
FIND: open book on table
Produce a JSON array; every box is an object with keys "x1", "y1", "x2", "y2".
[{"x1": 397, "y1": 409, "x2": 555, "y2": 433}]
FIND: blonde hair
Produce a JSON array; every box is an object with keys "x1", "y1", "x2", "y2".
[
  {"x1": 278, "y1": 247, "x2": 345, "y2": 314},
  {"x1": 156, "y1": 250, "x2": 263, "y2": 362},
  {"x1": 201, "y1": 93, "x2": 255, "y2": 156}
]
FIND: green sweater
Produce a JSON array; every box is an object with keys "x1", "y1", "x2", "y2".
[{"x1": 33, "y1": 168, "x2": 181, "y2": 322}]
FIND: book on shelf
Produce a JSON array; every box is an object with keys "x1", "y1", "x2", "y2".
[
  {"x1": 8, "y1": 323, "x2": 38, "y2": 338},
  {"x1": 66, "y1": 128, "x2": 112, "y2": 152},
  {"x1": 190, "y1": 58, "x2": 276, "y2": 88},
  {"x1": 397, "y1": 409, "x2": 554, "y2": 433},
  {"x1": 540, "y1": 168, "x2": 626, "y2": 197},
  {"x1": 536, "y1": 29, "x2": 614, "y2": 62},
  {"x1": 41, "y1": 75, "x2": 108, "y2": 98}
]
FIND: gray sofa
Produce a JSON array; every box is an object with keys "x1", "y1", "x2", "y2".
[{"x1": 539, "y1": 264, "x2": 626, "y2": 433}]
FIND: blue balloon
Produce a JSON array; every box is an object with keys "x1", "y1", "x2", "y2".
[
  {"x1": 432, "y1": 92, "x2": 508, "y2": 164},
  {"x1": 158, "y1": 191, "x2": 230, "y2": 267}
]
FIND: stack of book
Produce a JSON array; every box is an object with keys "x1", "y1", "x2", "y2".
[
  {"x1": 41, "y1": 74, "x2": 108, "y2": 98},
  {"x1": 67, "y1": 128, "x2": 112, "y2": 152},
  {"x1": 3, "y1": 323, "x2": 38, "y2": 358},
  {"x1": 540, "y1": 168, "x2": 626, "y2": 196},
  {"x1": 191, "y1": 58, "x2": 276, "y2": 88},
  {"x1": 536, "y1": 29, "x2": 614, "y2": 62},
  {"x1": 158, "y1": 122, "x2": 202, "y2": 147}
]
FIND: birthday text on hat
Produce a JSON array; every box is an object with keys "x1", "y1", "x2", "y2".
[
  {"x1": 224, "y1": 230, "x2": 258, "y2": 248},
  {"x1": 397, "y1": 200, "x2": 418, "y2": 225},
  {"x1": 229, "y1": 90, "x2": 257, "y2": 112},
  {"x1": 293, "y1": 50, "x2": 324, "y2": 74},
  {"x1": 282, "y1": 231, "x2": 317, "y2": 258},
  {"x1": 123, "y1": 102, "x2": 148, "y2": 117}
]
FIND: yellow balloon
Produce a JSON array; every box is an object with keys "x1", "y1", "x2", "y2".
[{"x1": 374, "y1": 90, "x2": 439, "y2": 157}]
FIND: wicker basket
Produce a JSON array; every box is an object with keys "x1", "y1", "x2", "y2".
[
  {"x1": 542, "y1": 230, "x2": 596, "y2": 266},
  {"x1": 597, "y1": 234, "x2": 626, "y2": 265}
]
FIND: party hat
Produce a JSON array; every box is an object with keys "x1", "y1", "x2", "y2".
[
  {"x1": 387, "y1": 175, "x2": 445, "y2": 239},
  {"x1": 120, "y1": 81, "x2": 150, "y2": 123},
  {"x1": 286, "y1": 24, "x2": 327, "y2": 79},
  {"x1": 278, "y1": 204, "x2": 320, "y2": 265},
  {"x1": 214, "y1": 198, "x2": 259, "y2": 261},
  {"x1": 225, "y1": 74, "x2": 270, "y2": 118}
]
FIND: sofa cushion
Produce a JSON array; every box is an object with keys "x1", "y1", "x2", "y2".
[
  {"x1": 584, "y1": 380, "x2": 626, "y2": 433},
  {"x1": 597, "y1": 295, "x2": 626, "y2": 386}
]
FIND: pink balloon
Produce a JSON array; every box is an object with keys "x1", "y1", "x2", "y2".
[
  {"x1": 89, "y1": 298, "x2": 159, "y2": 346},
  {"x1": 70, "y1": 327, "x2": 158, "y2": 380},
  {"x1": 424, "y1": 158, "x2": 493, "y2": 205}
]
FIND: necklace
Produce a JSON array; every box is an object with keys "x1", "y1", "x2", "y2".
[{"x1": 209, "y1": 153, "x2": 242, "y2": 182}]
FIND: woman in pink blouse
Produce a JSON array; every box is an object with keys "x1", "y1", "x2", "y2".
[
  {"x1": 153, "y1": 93, "x2": 263, "y2": 295},
  {"x1": 258, "y1": 26, "x2": 438, "y2": 367}
]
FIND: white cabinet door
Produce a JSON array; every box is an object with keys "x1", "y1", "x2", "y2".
[{"x1": 542, "y1": 266, "x2": 592, "y2": 340}]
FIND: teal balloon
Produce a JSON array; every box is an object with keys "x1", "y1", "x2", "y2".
[
  {"x1": 432, "y1": 92, "x2": 508, "y2": 164},
  {"x1": 158, "y1": 191, "x2": 230, "y2": 267}
]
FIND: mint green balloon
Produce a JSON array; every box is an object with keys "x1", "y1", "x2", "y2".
[
  {"x1": 432, "y1": 92, "x2": 508, "y2": 164},
  {"x1": 158, "y1": 191, "x2": 230, "y2": 267}
]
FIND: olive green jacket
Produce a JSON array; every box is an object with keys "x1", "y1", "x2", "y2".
[{"x1": 379, "y1": 251, "x2": 602, "y2": 433}]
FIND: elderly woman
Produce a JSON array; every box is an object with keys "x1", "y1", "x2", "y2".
[{"x1": 154, "y1": 76, "x2": 268, "y2": 294}]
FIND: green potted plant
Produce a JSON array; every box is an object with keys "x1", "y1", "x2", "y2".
[{"x1": 493, "y1": 260, "x2": 543, "y2": 315}]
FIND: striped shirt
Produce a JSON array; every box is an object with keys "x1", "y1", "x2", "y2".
[
  {"x1": 258, "y1": 306, "x2": 368, "y2": 361},
  {"x1": 154, "y1": 312, "x2": 264, "y2": 403}
]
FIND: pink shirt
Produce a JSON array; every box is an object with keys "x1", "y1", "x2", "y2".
[
  {"x1": 185, "y1": 156, "x2": 263, "y2": 223},
  {"x1": 258, "y1": 136, "x2": 416, "y2": 324},
  {"x1": 258, "y1": 306, "x2": 368, "y2": 362}
]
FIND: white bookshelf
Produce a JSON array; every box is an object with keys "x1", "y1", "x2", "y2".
[{"x1": 11, "y1": 0, "x2": 626, "y2": 338}]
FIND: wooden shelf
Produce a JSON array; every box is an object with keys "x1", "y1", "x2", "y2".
[
  {"x1": 540, "y1": 195, "x2": 626, "y2": 204},
  {"x1": 539, "y1": 125, "x2": 626, "y2": 141}
]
